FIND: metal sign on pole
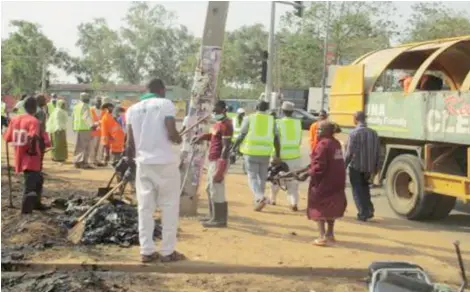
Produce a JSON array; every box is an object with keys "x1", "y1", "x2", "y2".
[{"x1": 179, "y1": 1, "x2": 229, "y2": 216}]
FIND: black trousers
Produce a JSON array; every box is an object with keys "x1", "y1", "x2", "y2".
[
  {"x1": 22, "y1": 170, "x2": 44, "y2": 212},
  {"x1": 349, "y1": 167, "x2": 374, "y2": 219}
]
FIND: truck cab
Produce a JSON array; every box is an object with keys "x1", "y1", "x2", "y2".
[{"x1": 329, "y1": 35, "x2": 470, "y2": 220}]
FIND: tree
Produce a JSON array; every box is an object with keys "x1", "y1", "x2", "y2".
[
  {"x1": 116, "y1": 2, "x2": 199, "y2": 87},
  {"x1": 219, "y1": 24, "x2": 268, "y2": 86},
  {"x1": 278, "y1": 1, "x2": 397, "y2": 87},
  {"x1": 1, "y1": 20, "x2": 69, "y2": 94},
  {"x1": 75, "y1": 18, "x2": 119, "y2": 86},
  {"x1": 403, "y1": 2, "x2": 470, "y2": 42}
]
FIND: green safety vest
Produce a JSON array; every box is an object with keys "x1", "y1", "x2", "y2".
[
  {"x1": 240, "y1": 112, "x2": 274, "y2": 156},
  {"x1": 232, "y1": 116, "x2": 243, "y2": 142},
  {"x1": 275, "y1": 117, "x2": 302, "y2": 160},
  {"x1": 1, "y1": 102, "x2": 5, "y2": 116},
  {"x1": 227, "y1": 112, "x2": 237, "y2": 119},
  {"x1": 47, "y1": 102, "x2": 55, "y2": 117},
  {"x1": 73, "y1": 102, "x2": 92, "y2": 131}
]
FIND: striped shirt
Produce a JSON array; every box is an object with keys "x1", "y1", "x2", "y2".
[{"x1": 345, "y1": 123, "x2": 380, "y2": 173}]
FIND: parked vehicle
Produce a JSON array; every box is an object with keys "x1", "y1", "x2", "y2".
[{"x1": 329, "y1": 35, "x2": 470, "y2": 220}]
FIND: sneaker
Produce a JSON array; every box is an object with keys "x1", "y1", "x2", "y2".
[{"x1": 140, "y1": 252, "x2": 159, "y2": 263}]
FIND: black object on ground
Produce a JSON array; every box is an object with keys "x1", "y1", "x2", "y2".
[
  {"x1": 1, "y1": 271, "x2": 124, "y2": 292},
  {"x1": 57, "y1": 198, "x2": 161, "y2": 246}
]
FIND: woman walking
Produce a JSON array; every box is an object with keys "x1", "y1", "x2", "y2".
[
  {"x1": 296, "y1": 121, "x2": 347, "y2": 246},
  {"x1": 46, "y1": 99, "x2": 68, "y2": 162}
]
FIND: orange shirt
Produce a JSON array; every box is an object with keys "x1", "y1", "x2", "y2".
[
  {"x1": 309, "y1": 121, "x2": 319, "y2": 151},
  {"x1": 90, "y1": 107, "x2": 101, "y2": 137},
  {"x1": 100, "y1": 111, "x2": 125, "y2": 153}
]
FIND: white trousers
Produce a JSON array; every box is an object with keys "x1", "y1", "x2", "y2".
[
  {"x1": 136, "y1": 162, "x2": 181, "y2": 256},
  {"x1": 270, "y1": 158, "x2": 301, "y2": 206}
]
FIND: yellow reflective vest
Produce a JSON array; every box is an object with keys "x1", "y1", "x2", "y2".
[
  {"x1": 73, "y1": 101, "x2": 92, "y2": 131},
  {"x1": 276, "y1": 117, "x2": 302, "y2": 160},
  {"x1": 240, "y1": 112, "x2": 274, "y2": 156}
]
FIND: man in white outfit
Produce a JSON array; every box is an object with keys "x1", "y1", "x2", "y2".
[
  {"x1": 269, "y1": 101, "x2": 302, "y2": 211},
  {"x1": 125, "y1": 78, "x2": 185, "y2": 263}
]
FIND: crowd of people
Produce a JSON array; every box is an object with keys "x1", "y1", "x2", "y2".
[{"x1": 2, "y1": 77, "x2": 381, "y2": 262}]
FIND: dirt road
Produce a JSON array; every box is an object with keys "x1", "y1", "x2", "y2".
[{"x1": 1, "y1": 133, "x2": 469, "y2": 291}]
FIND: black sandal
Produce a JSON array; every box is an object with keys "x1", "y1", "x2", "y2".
[{"x1": 160, "y1": 251, "x2": 186, "y2": 263}]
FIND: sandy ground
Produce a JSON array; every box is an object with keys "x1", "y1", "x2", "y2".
[{"x1": 1, "y1": 133, "x2": 469, "y2": 291}]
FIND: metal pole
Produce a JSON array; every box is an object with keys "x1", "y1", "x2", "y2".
[
  {"x1": 320, "y1": 1, "x2": 331, "y2": 111},
  {"x1": 41, "y1": 56, "x2": 48, "y2": 93},
  {"x1": 265, "y1": 1, "x2": 276, "y2": 108}
]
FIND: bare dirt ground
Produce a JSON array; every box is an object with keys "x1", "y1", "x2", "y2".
[{"x1": 1, "y1": 137, "x2": 469, "y2": 291}]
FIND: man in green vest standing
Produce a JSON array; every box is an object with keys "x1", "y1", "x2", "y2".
[
  {"x1": 269, "y1": 101, "x2": 302, "y2": 211},
  {"x1": 233, "y1": 100, "x2": 281, "y2": 212},
  {"x1": 72, "y1": 92, "x2": 94, "y2": 169}
]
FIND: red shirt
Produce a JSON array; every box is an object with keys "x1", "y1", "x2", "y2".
[
  {"x1": 3, "y1": 114, "x2": 42, "y2": 173},
  {"x1": 207, "y1": 118, "x2": 233, "y2": 161}
]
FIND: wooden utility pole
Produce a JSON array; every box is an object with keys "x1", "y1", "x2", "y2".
[{"x1": 179, "y1": 1, "x2": 229, "y2": 216}]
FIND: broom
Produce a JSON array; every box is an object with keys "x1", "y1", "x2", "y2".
[{"x1": 67, "y1": 180, "x2": 124, "y2": 244}]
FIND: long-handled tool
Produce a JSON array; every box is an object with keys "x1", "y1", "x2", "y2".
[
  {"x1": 180, "y1": 113, "x2": 211, "y2": 137},
  {"x1": 4, "y1": 112, "x2": 14, "y2": 208},
  {"x1": 454, "y1": 240, "x2": 468, "y2": 292},
  {"x1": 68, "y1": 180, "x2": 125, "y2": 244}
]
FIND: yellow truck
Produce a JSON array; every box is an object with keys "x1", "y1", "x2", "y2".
[{"x1": 329, "y1": 35, "x2": 470, "y2": 220}]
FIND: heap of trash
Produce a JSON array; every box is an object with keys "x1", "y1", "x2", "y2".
[
  {"x1": 56, "y1": 197, "x2": 161, "y2": 246},
  {"x1": 1, "y1": 271, "x2": 124, "y2": 292}
]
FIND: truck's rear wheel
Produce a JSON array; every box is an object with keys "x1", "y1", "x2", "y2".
[
  {"x1": 428, "y1": 194, "x2": 456, "y2": 220},
  {"x1": 385, "y1": 154, "x2": 437, "y2": 220}
]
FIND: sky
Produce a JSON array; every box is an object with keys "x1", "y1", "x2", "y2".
[{"x1": 2, "y1": 1, "x2": 470, "y2": 82}]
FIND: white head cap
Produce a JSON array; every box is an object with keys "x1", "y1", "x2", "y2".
[
  {"x1": 281, "y1": 101, "x2": 295, "y2": 111},
  {"x1": 237, "y1": 108, "x2": 245, "y2": 114}
]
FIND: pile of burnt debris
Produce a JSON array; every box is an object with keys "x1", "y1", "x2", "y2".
[
  {"x1": 55, "y1": 197, "x2": 162, "y2": 246},
  {"x1": 1, "y1": 271, "x2": 125, "y2": 292}
]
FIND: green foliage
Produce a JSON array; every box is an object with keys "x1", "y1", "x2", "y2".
[
  {"x1": 403, "y1": 2, "x2": 470, "y2": 42},
  {"x1": 3, "y1": 2, "x2": 470, "y2": 95},
  {"x1": 1, "y1": 20, "x2": 69, "y2": 94}
]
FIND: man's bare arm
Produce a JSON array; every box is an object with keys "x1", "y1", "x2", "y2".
[
  {"x1": 165, "y1": 116, "x2": 182, "y2": 144},
  {"x1": 125, "y1": 124, "x2": 136, "y2": 160},
  {"x1": 221, "y1": 137, "x2": 232, "y2": 160}
]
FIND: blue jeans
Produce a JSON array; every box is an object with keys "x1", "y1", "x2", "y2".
[
  {"x1": 349, "y1": 167, "x2": 374, "y2": 218},
  {"x1": 244, "y1": 155, "x2": 270, "y2": 202}
]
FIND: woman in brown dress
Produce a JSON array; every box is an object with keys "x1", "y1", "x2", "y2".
[{"x1": 296, "y1": 121, "x2": 347, "y2": 246}]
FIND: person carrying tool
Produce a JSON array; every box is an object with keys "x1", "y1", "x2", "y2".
[
  {"x1": 269, "y1": 101, "x2": 302, "y2": 211},
  {"x1": 72, "y1": 92, "x2": 95, "y2": 169},
  {"x1": 232, "y1": 108, "x2": 245, "y2": 144},
  {"x1": 295, "y1": 121, "x2": 347, "y2": 246},
  {"x1": 3, "y1": 97, "x2": 50, "y2": 213},
  {"x1": 89, "y1": 96, "x2": 105, "y2": 167},
  {"x1": 192, "y1": 100, "x2": 233, "y2": 228},
  {"x1": 125, "y1": 78, "x2": 184, "y2": 263},
  {"x1": 101, "y1": 103, "x2": 125, "y2": 164},
  {"x1": 232, "y1": 100, "x2": 281, "y2": 212},
  {"x1": 309, "y1": 110, "x2": 328, "y2": 152}
]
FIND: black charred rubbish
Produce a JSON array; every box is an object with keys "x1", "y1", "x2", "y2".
[
  {"x1": 1, "y1": 271, "x2": 124, "y2": 292},
  {"x1": 56, "y1": 197, "x2": 161, "y2": 246}
]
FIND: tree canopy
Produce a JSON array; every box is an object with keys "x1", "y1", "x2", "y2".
[{"x1": 2, "y1": 1, "x2": 469, "y2": 97}]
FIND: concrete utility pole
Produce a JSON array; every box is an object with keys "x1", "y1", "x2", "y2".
[
  {"x1": 179, "y1": 1, "x2": 229, "y2": 216},
  {"x1": 320, "y1": 1, "x2": 332, "y2": 111},
  {"x1": 265, "y1": 1, "x2": 276, "y2": 107},
  {"x1": 41, "y1": 57, "x2": 48, "y2": 93}
]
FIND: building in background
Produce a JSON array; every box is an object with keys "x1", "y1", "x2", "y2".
[{"x1": 49, "y1": 84, "x2": 190, "y2": 117}]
